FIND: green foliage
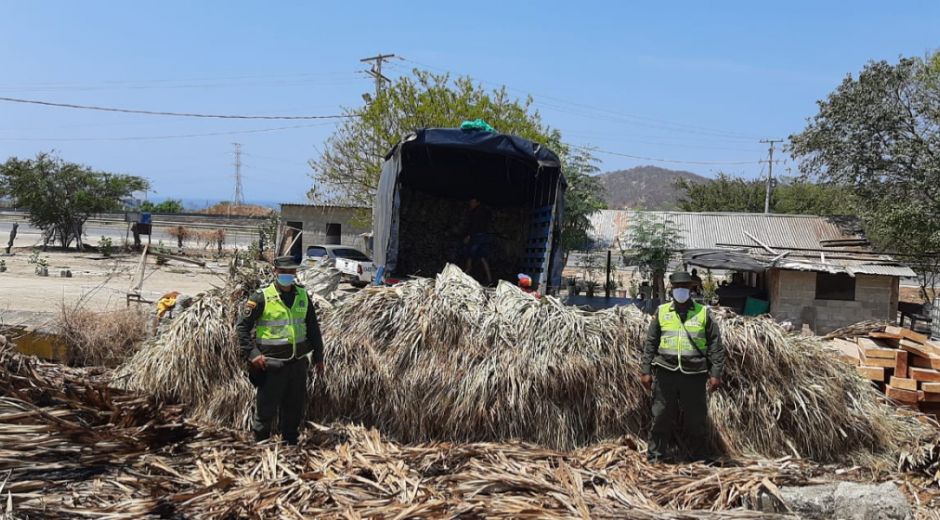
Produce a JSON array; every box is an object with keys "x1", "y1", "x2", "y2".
[
  {"x1": 0, "y1": 152, "x2": 148, "y2": 249},
  {"x1": 789, "y1": 53, "x2": 940, "y2": 301},
  {"x1": 561, "y1": 148, "x2": 607, "y2": 252},
  {"x1": 675, "y1": 173, "x2": 853, "y2": 215},
  {"x1": 27, "y1": 248, "x2": 40, "y2": 265},
  {"x1": 623, "y1": 213, "x2": 682, "y2": 301},
  {"x1": 98, "y1": 236, "x2": 113, "y2": 257},
  {"x1": 155, "y1": 241, "x2": 169, "y2": 266},
  {"x1": 139, "y1": 199, "x2": 183, "y2": 213},
  {"x1": 311, "y1": 69, "x2": 605, "y2": 253}
]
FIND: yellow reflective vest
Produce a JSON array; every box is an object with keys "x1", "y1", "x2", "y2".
[
  {"x1": 255, "y1": 284, "x2": 308, "y2": 359},
  {"x1": 657, "y1": 302, "x2": 708, "y2": 358}
]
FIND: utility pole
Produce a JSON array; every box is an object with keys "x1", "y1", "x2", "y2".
[
  {"x1": 760, "y1": 139, "x2": 783, "y2": 214},
  {"x1": 360, "y1": 53, "x2": 395, "y2": 99},
  {"x1": 232, "y1": 142, "x2": 243, "y2": 215}
]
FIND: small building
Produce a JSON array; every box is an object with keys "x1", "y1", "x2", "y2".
[
  {"x1": 589, "y1": 210, "x2": 915, "y2": 334},
  {"x1": 278, "y1": 203, "x2": 372, "y2": 259}
]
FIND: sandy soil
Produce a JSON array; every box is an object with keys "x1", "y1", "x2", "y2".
[{"x1": 0, "y1": 247, "x2": 228, "y2": 326}]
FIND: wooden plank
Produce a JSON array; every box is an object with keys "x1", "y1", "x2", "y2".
[
  {"x1": 886, "y1": 385, "x2": 921, "y2": 404},
  {"x1": 900, "y1": 339, "x2": 935, "y2": 360},
  {"x1": 910, "y1": 368, "x2": 940, "y2": 383},
  {"x1": 829, "y1": 338, "x2": 860, "y2": 365},
  {"x1": 857, "y1": 365, "x2": 886, "y2": 382},
  {"x1": 890, "y1": 376, "x2": 918, "y2": 391},
  {"x1": 920, "y1": 391, "x2": 940, "y2": 403},
  {"x1": 863, "y1": 357, "x2": 899, "y2": 368},
  {"x1": 860, "y1": 347, "x2": 898, "y2": 360},
  {"x1": 894, "y1": 350, "x2": 909, "y2": 379},
  {"x1": 857, "y1": 337, "x2": 894, "y2": 350},
  {"x1": 869, "y1": 332, "x2": 901, "y2": 347},
  {"x1": 922, "y1": 340, "x2": 940, "y2": 358},
  {"x1": 886, "y1": 325, "x2": 929, "y2": 344},
  {"x1": 921, "y1": 382, "x2": 940, "y2": 393},
  {"x1": 910, "y1": 354, "x2": 940, "y2": 371}
]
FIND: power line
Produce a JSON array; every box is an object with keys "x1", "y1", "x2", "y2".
[
  {"x1": 0, "y1": 121, "x2": 339, "y2": 142},
  {"x1": 574, "y1": 144, "x2": 760, "y2": 166},
  {"x1": 0, "y1": 96, "x2": 356, "y2": 120},
  {"x1": 395, "y1": 56, "x2": 761, "y2": 141}
]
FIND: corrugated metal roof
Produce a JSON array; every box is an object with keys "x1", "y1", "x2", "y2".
[
  {"x1": 591, "y1": 210, "x2": 915, "y2": 277},
  {"x1": 280, "y1": 203, "x2": 370, "y2": 209},
  {"x1": 590, "y1": 210, "x2": 863, "y2": 251}
]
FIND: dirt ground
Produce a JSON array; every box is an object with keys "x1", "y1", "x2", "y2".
[{"x1": 0, "y1": 247, "x2": 228, "y2": 327}]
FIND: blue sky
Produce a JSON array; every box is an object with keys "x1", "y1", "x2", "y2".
[{"x1": 1, "y1": 1, "x2": 937, "y2": 206}]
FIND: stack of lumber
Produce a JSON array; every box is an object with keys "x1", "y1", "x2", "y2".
[{"x1": 828, "y1": 325, "x2": 940, "y2": 419}]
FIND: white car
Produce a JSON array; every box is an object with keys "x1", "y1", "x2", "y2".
[{"x1": 306, "y1": 244, "x2": 375, "y2": 287}]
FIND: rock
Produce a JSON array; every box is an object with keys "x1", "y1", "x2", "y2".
[{"x1": 758, "y1": 482, "x2": 911, "y2": 520}]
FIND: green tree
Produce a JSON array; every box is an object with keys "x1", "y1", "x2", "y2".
[
  {"x1": 622, "y1": 212, "x2": 683, "y2": 301},
  {"x1": 139, "y1": 199, "x2": 183, "y2": 213},
  {"x1": 675, "y1": 173, "x2": 765, "y2": 212},
  {"x1": 0, "y1": 152, "x2": 148, "y2": 249},
  {"x1": 561, "y1": 147, "x2": 606, "y2": 257},
  {"x1": 312, "y1": 68, "x2": 605, "y2": 254},
  {"x1": 675, "y1": 173, "x2": 854, "y2": 216},
  {"x1": 789, "y1": 54, "x2": 940, "y2": 302}
]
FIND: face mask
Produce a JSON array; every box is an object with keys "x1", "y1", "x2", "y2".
[
  {"x1": 276, "y1": 273, "x2": 296, "y2": 286},
  {"x1": 672, "y1": 288, "x2": 691, "y2": 303}
]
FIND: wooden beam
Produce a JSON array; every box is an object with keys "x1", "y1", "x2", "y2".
[
  {"x1": 894, "y1": 350, "x2": 909, "y2": 379},
  {"x1": 900, "y1": 339, "x2": 936, "y2": 360},
  {"x1": 911, "y1": 355, "x2": 940, "y2": 371},
  {"x1": 886, "y1": 326, "x2": 930, "y2": 344},
  {"x1": 863, "y1": 357, "x2": 899, "y2": 368},
  {"x1": 910, "y1": 368, "x2": 940, "y2": 383},
  {"x1": 857, "y1": 365, "x2": 885, "y2": 382},
  {"x1": 743, "y1": 232, "x2": 778, "y2": 255},
  {"x1": 921, "y1": 382, "x2": 940, "y2": 393},
  {"x1": 890, "y1": 376, "x2": 918, "y2": 391},
  {"x1": 886, "y1": 385, "x2": 920, "y2": 404}
]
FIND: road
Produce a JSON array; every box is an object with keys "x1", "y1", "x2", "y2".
[{"x1": 0, "y1": 218, "x2": 258, "y2": 250}]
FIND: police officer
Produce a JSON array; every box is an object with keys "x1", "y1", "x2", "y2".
[
  {"x1": 640, "y1": 271, "x2": 724, "y2": 462},
  {"x1": 236, "y1": 256, "x2": 325, "y2": 444}
]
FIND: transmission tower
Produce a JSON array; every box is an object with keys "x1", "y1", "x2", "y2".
[{"x1": 232, "y1": 142, "x2": 244, "y2": 207}]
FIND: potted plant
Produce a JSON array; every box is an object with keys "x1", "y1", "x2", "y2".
[
  {"x1": 585, "y1": 280, "x2": 598, "y2": 298},
  {"x1": 0, "y1": 259, "x2": 6, "y2": 273}
]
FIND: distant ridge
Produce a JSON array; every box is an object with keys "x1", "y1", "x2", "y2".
[{"x1": 596, "y1": 165, "x2": 708, "y2": 210}]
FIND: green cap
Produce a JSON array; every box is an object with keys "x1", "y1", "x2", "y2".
[
  {"x1": 273, "y1": 256, "x2": 301, "y2": 269},
  {"x1": 669, "y1": 271, "x2": 693, "y2": 284}
]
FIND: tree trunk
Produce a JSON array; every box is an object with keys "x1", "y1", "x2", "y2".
[{"x1": 653, "y1": 269, "x2": 666, "y2": 302}]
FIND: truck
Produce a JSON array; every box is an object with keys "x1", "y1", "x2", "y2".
[
  {"x1": 371, "y1": 127, "x2": 566, "y2": 294},
  {"x1": 306, "y1": 244, "x2": 375, "y2": 287}
]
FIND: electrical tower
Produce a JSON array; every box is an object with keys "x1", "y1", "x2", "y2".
[
  {"x1": 360, "y1": 53, "x2": 396, "y2": 100},
  {"x1": 760, "y1": 139, "x2": 783, "y2": 214},
  {"x1": 232, "y1": 142, "x2": 244, "y2": 208}
]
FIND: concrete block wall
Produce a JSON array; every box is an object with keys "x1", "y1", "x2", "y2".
[{"x1": 768, "y1": 269, "x2": 899, "y2": 334}]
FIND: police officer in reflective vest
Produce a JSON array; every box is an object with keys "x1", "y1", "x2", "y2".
[
  {"x1": 237, "y1": 256, "x2": 325, "y2": 444},
  {"x1": 640, "y1": 271, "x2": 724, "y2": 462}
]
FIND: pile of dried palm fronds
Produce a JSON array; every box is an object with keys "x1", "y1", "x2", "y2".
[
  {"x1": 8, "y1": 341, "x2": 936, "y2": 519},
  {"x1": 112, "y1": 259, "x2": 341, "y2": 430},
  {"x1": 55, "y1": 303, "x2": 148, "y2": 367},
  {"x1": 311, "y1": 265, "x2": 936, "y2": 466}
]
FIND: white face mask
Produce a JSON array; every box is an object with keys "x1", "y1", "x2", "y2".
[{"x1": 672, "y1": 287, "x2": 691, "y2": 303}]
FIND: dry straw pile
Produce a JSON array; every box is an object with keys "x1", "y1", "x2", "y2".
[
  {"x1": 115, "y1": 261, "x2": 937, "y2": 467},
  {"x1": 313, "y1": 265, "x2": 936, "y2": 466},
  {"x1": 7, "y1": 343, "x2": 939, "y2": 518},
  {"x1": 56, "y1": 304, "x2": 148, "y2": 367}
]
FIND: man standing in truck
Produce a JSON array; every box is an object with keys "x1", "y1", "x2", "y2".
[{"x1": 459, "y1": 197, "x2": 493, "y2": 286}]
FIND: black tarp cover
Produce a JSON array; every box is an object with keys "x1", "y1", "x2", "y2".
[{"x1": 374, "y1": 128, "x2": 566, "y2": 288}]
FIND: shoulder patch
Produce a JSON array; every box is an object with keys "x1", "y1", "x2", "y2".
[{"x1": 246, "y1": 300, "x2": 258, "y2": 309}]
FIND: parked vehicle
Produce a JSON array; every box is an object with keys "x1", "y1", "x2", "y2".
[
  {"x1": 306, "y1": 244, "x2": 375, "y2": 287},
  {"x1": 372, "y1": 127, "x2": 566, "y2": 293}
]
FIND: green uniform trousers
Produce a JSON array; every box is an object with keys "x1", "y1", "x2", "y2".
[
  {"x1": 252, "y1": 357, "x2": 308, "y2": 444},
  {"x1": 648, "y1": 366, "x2": 709, "y2": 461}
]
